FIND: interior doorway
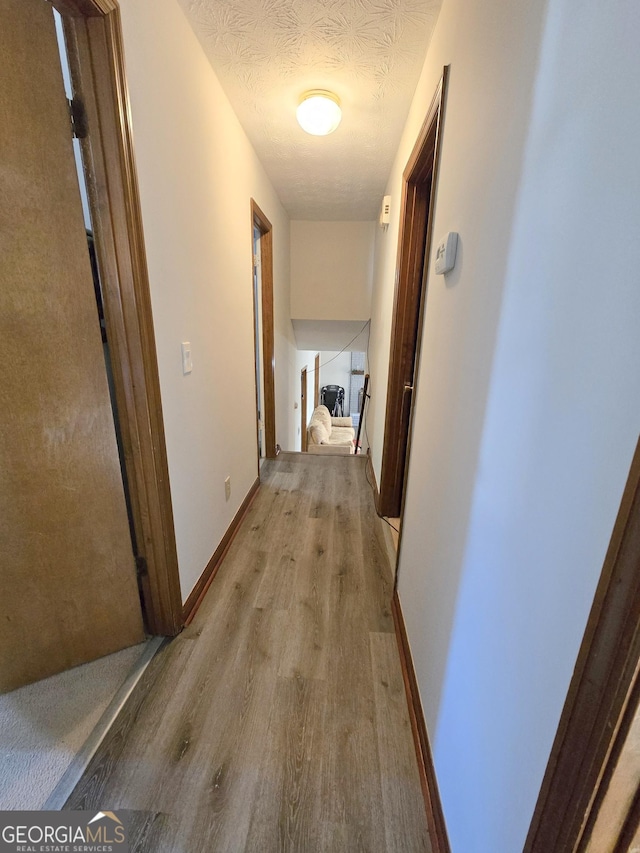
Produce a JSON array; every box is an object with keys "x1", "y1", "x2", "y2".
[
  {"x1": 314, "y1": 353, "x2": 320, "y2": 407},
  {"x1": 251, "y1": 200, "x2": 276, "y2": 461},
  {"x1": 252, "y1": 224, "x2": 266, "y2": 463},
  {"x1": 53, "y1": 6, "x2": 140, "y2": 580},
  {"x1": 56, "y1": 0, "x2": 182, "y2": 640},
  {"x1": 301, "y1": 366, "x2": 308, "y2": 452},
  {"x1": 378, "y1": 69, "x2": 449, "y2": 527},
  {"x1": 1, "y1": 0, "x2": 184, "y2": 693},
  {"x1": 525, "y1": 436, "x2": 640, "y2": 852},
  {"x1": 2, "y1": 0, "x2": 140, "y2": 692}
]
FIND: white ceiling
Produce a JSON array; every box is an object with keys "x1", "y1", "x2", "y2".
[
  {"x1": 178, "y1": 0, "x2": 442, "y2": 220},
  {"x1": 292, "y1": 319, "x2": 371, "y2": 351}
]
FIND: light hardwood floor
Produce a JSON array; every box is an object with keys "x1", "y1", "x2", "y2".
[{"x1": 66, "y1": 453, "x2": 431, "y2": 852}]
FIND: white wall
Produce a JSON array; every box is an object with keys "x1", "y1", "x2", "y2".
[
  {"x1": 292, "y1": 349, "x2": 316, "y2": 451},
  {"x1": 119, "y1": 0, "x2": 295, "y2": 600},
  {"x1": 318, "y1": 351, "x2": 351, "y2": 411},
  {"x1": 290, "y1": 221, "x2": 375, "y2": 321},
  {"x1": 368, "y1": 0, "x2": 640, "y2": 850}
]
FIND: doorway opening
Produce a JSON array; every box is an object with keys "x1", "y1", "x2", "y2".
[
  {"x1": 300, "y1": 346, "x2": 367, "y2": 455},
  {"x1": 2, "y1": 0, "x2": 182, "y2": 696},
  {"x1": 314, "y1": 353, "x2": 320, "y2": 407},
  {"x1": 378, "y1": 69, "x2": 449, "y2": 531},
  {"x1": 251, "y1": 200, "x2": 276, "y2": 462},
  {"x1": 301, "y1": 366, "x2": 308, "y2": 452},
  {"x1": 252, "y1": 224, "x2": 266, "y2": 465},
  {"x1": 525, "y1": 436, "x2": 640, "y2": 852},
  {"x1": 53, "y1": 7, "x2": 140, "y2": 596},
  {"x1": 53, "y1": 1, "x2": 183, "y2": 639}
]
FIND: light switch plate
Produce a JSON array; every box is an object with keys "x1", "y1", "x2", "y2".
[
  {"x1": 181, "y1": 341, "x2": 192, "y2": 374},
  {"x1": 434, "y1": 232, "x2": 458, "y2": 275}
]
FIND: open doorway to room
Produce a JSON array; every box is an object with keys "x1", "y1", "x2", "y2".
[
  {"x1": 251, "y1": 200, "x2": 276, "y2": 463},
  {"x1": 300, "y1": 346, "x2": 367, "y2": 455},
  {"x1": 315, "y1": 349, "x2": 367, "y2": 421},
  {"x1": 52, "y1": 7, "x2": 143, "y2": 593},
  {"x1": 2, "y1": 0, "x2": 183, "y2": 698},
  {"x1": 252, "y1": 223, "x2": 266, "y2": 464},
  {"x1": 378, "y1": 69, "x2": 449, "y2": 546},
  {"x1": 291, "y1": 320, "x2": 370, "y2": 455},
  {"x1": 300, "y1": 366, "x2": 308, "y2": 452}
]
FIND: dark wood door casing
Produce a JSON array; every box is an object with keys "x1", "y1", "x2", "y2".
[
  {"x1": 251, "y1": 199, "x2": 277, "y2": 460},
  {"x1": 378, "y1": 69, "x2": 448, "y2": 519},
  {"x1": 314, "y1": 354, "x2": 320, "y2": 408},
  {"x1": 52, "y1": 0, "x2": 183, "y2": 636},
  {"x1": 301, "y1": 367, "x2": 308, "y2": 452},
  {"x1": 524, "y1": 435, "x2": 640, "y2": 852},
  {"x1": 1, "y1": 0, "x2": 147, "y2": 691}
]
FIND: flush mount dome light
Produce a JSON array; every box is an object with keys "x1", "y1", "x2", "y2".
[{"x1": 296, "y1": 90, "x2": 342, "y2": 136}]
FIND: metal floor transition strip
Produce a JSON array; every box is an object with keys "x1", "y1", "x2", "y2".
[{"x1": 43, "y1": 636, "x2": 165, "y2": 810}]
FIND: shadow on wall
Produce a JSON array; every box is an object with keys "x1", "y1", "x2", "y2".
[{"x1": 414, "y1": 2, "x2": 640, "y2": 852}]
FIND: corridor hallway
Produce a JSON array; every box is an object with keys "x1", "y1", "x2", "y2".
[{"x1": 66, "y1": 453, "x2": 431, "y2": 852}]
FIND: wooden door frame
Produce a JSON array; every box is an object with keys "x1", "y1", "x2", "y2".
[
  {"x1": 250, "y1": 199, "x2": 276, "y2": 459},
  {"x1": 524, "y1": 436, "x2": 640, "y2": 852},
  {"x1": 314, "y1": 353, "x2": 320, "y2": 408},
  {"x1": 53, "y1": 0, "x2": 182, "y2": 635},
  {"x1": 378, "y1": 68, "x2": 449, "y2": 520},
  {"x1": 301, "y1": 367, "x2": 308, "y2": 452}
]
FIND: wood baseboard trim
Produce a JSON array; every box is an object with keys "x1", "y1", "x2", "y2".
[
  {"x1": 392, "y1": 590, "x2": 451, "y2": 853},
  {"x1": 182, "y1": 477, "x2": 260, "y2": 626},
  {"x1": 366, "y1": 448, "x2": 381, "y2": 514}
]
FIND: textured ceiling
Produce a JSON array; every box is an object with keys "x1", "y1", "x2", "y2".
[{"x1": 178, "y1": 0, "x2": 442, "y2": 219}]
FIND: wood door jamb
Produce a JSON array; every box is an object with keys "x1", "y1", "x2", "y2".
[
  {"x1": 524, "y1": 436, "x2": 640, "y2": 852},
  {"x1": 251, "y1": 199, "x2": 276, "y2": 460},
  {"x1": 59, "y1": 0, "x2": 183, "y2": 635},
  {"x1": 378, "y1": 67, "x2": 449, "y2": 520}
]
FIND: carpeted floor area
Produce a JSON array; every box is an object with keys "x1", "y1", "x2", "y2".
[{"x1": 0, "y1": 642, "x2": 147, "y2": 809}]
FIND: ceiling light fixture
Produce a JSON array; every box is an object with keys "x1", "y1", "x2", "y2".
[{"x1": 296, "y1": 90, "x2": 342, "y2": 136}]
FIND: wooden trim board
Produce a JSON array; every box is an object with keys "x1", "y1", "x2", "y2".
[
  {"x1": 182, "y1": 478, "x2": 261, "y2": 625},
  {"x1": 366, "y1": 449, "x2": 381, "y2": 513},
  {"x1": 392, "y1": 591, "x2": 451, "y2": 853},
  {"x1": 57, "y1": 0, "x2": 183, "y2": 635},
  {"x1": 524, "y1": 436, "x2": 640, "y2": 852},
  {"x1": 378, "y1": 68, "x2": 448, "y2": 519},
  {"x1": 301, "y1": 367, "x2": 308, "y2": 452},
  {"x1": 251, "y1": 199, "x2": 276, "y2": 459}
]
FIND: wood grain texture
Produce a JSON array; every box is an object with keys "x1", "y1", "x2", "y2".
[
  {"x1": 379, "y1": 69, "x2": 448, "y2": 519},
  {"x1": 51, "y1": 0, "x2": 105, "y2": 17},
  {"x1": 0, "y1": 0, "x2": 143, "y2": 692},
  {"x1": 301, "y1": 367, "x2": 308, "y2": 452},
  {"x1": 583, "y1": 673, "x2": 640, "y2": 852},
  {"x1": 63, "y1": 4, "x2": 183, "y2": 636},
  {"x1": 392, "y1": 593, "x2": 451, "y2": 853},
  {"x1": 182, "y1": 477, "x2": 260, "y2": 624},
  {"x1": 525, "y1": 436, "x2": 640, "y2": 853},
  {"x1": 314, "y1": 353, "x2": 320, "y2": 408},
  {"x1": 251, "y1": 200, "x2": 276, "y2": 459},
  {"x1": 371, "y1": 632, "x2": 432, "y2": 852},
  {"x1": 65, "y1": 454, "x2": 431, "y2": 852}
]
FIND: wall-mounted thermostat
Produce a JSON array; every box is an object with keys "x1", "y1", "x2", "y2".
[
  {"x1": 434, "y1": 232, "x2": 458, "y2": 275},
  {"x1": 379, "y1": 195, "x2": 391, "y2": 226}
]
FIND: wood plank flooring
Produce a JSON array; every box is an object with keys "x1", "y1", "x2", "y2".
[{"x1": 66, "y1": 453, "x2": 431, "y2": 852}]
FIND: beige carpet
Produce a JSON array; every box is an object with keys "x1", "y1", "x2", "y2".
[{"x1": 0, "y1": 643, "x2": 146, "y2": 809}]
